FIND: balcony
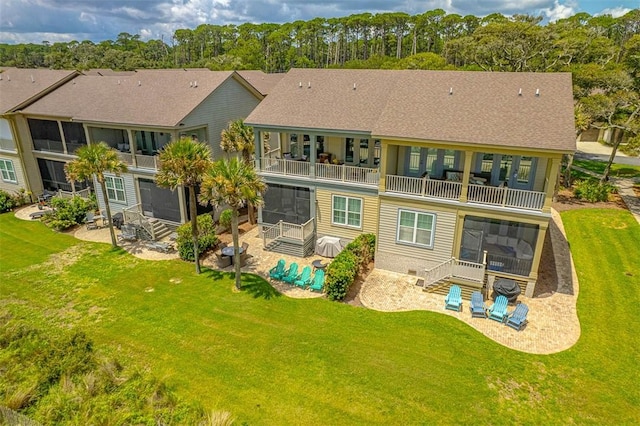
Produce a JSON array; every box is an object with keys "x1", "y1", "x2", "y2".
[
  {"x1": 385, "y1": 175, "x2": 545, "y2": 211},
  {"x1": 257, "y1": 157, "x2": 379, "y2": 187},
  {"x1": 116, "y1": 152, "x2": 159, "y2": 170},
  {"x1": 33, "y1": 138, "x2": 64, "y2": 153}
]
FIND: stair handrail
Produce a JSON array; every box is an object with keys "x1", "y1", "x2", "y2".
[
  {"x1": 424, "y1": 258, "x2": 455, "y2": 287},
  {"x1": 122, "y1": 204, "x2": 154, "y2": 240},
  {"x1": 262, "y1": 220, "x2": 283, "y2": 248}
]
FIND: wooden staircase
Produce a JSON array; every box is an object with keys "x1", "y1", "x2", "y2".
[
  {"x1": 423, "y1": 278, "x2": 487, "y2": 300},
  {"x1": 264, "y1": 235, "x2": 315, "y2": 257}
]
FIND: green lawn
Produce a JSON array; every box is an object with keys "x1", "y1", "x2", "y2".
[
  {"x1": 572, "y1": 158, "x2": 640, "y2": 179},
  {"x1": 1, "y1": 211, "x2": 639, "y2": 424}
]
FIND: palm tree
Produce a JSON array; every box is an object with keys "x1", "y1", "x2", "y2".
[
  {"x1": 65, "y1": 142, "x2": 128, "y2": 248},
  {"x1": 156, "y1": 137, "x2": 212, "y2": 274},
  {"x1": 200, "y1": 158, "x2": 266, "y2": 290},
  {"x1": 220, "y1": 119, "x2": 258, "y2": 224}
]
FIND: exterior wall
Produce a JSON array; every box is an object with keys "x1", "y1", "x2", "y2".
[
  {"x1": 315, "y1": 187, "x2": 379, "y2": 241},
  {"x1": 532, "y1": 157, "x2": 548, "y2": 192},
  {"x1": 94, "y1": 173, "x2": 139, "y2": 215},
  {"x1": 375, "y1": 197, "x2": 458, "y2": 276},
  {"x1": 13, "y1": 115, "x2": 44, "y2": 196},
  {"x1": 182, "y1": 77, "x2": 261, "y2": 161},
  {"x1": 324, "y1": 136, "x2": 344, "y2": 163},
  {"x1": 0, "y1": 153, "x2": 26, "y2": 193}
]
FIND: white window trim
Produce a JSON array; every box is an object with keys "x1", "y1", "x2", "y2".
[
  {"x1": 0, "y1": 159, "x2": 17, "y2": 183},
  {"x1": 331, "y1": 195, "x2": 363, "y2": 229},
  {"x1": 396, "y1": 209, "x2": 436, "y2": 248},
  {"x1": 105, "y1": 175, "x2": 126, "y2": 203}
]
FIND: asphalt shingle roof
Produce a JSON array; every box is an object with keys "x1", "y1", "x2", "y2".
[
  {"x1": 245, "y1": 69, "x2": 576, "y2": 152},
  {"x1": 22, "y1": 69, "x2": 239, "y2": 127},
  {"x1": 0, "y1": 67, "x2": 77, "y2": 113}
]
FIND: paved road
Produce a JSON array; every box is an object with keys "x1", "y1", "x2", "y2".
[{"x1": 575, "y1": 150, "x2": 640, "y2": 166}]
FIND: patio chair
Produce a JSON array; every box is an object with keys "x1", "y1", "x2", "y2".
[
  {"x1": 215, "y1": 252, "x2": 232, "y2": 268},
  {"x1": 469, "y1": 291, "x2": 487, "y2": 318},
  {"x1": 487, "y1": 295, "x2": 509, "y2": 323},
  {"x1": 309, "y1": 269, "x2": 325, "y2": 292},
  {"x1": 444, "y1": 285, "x2": 462, "y2": 312},
  {"x1": 118, "y1": 224, "x2": 137, "y2": 242},
  {"x1": 294, "y1": 266, "x2": 312, "y2": 288},
  {"x1": 85, "y1": 212, "x2": 98, "y2": 230},
  {"x1": 505, "y1": 303, "x2": 529, "y2": 331},
  {"x1": 241, "y1": 241, "x2": 249, "y2": 253},
  {"x1": 282, "y1": 263, "x2": 299, "y2": 284},
  {"x1": 269, "y1": 259, "x2": 287, "y2": 281}
]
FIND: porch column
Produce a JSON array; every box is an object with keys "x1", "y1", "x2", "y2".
[
  {"x1": 127, "y1": 129, "x2": 137, "y2": 167},
  {"x1": 526, "y1": 222, "x2": 548, "y2": 297},
  {"x1": 309, "y1": 133, "x2": 316, "y2": 179},
  {"x1": 452, "y1": 212, "x2": 466, "y2": 258},
  {"x1": 459, "y1": 150, "x2": 473, "y2": 203},
  {"x1": 379, "y1": 140, "x2": 389, "y2": 193},
  {"x1": 58, "y1": 121, "x2": 67, "y2": 154},
  {"x1": 542, "y1": 157, "x2": 561, "y2": 213}
]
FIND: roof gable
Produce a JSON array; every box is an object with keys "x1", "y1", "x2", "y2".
[
  {"x1": 22, "y1": 69, "x2": 241, "y2": 127},
  {"x1": 0, "y1": 68, "x2": 78, "y2": 113}
]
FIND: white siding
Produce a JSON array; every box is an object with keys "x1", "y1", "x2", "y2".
[
  {"x1": 0, "y1": 154, "x2": 26, "y2": 193},
  {"x1": 94, "y1": 173, "x2": 138, "y2": 214},
  {"x1": 375, "y1": 199, "x2": 457, "y2": 276},
  {"x1": 182, "y1": 77, "x2": 261, "y2": 160}
]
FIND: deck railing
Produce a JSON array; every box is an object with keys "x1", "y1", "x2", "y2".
[
  {"x1": 386, "y1": 175, "x2": 545, "y2": 211},
  {"x1": 262, "y1": 218, "x2": 315, "y2": 248},
  {"x1": 258, "y1": 157, "x2": 311, "y2": 177},
  {"x1": 56, "y1": 187, "x2": 92, "y2": 199},
  {"x1": 424, "y1": 255, "x2": 486, "y2": 288},
  {"x1": 117, "y1": 152, "x2": 134, "y2": 165},
  {"x1": 315, "y1": 163, "x2": 379, "y2": 185},
  {"x1": 135, "y1": 154, "x2": 159, "y2": 170},
  {"x1": 385, "y1": 175, "x2": 462, "y2": 200},
  {"x1": 123, "y1": 204, "x2": 154, "y2": 239},
  {"x1": 486, "y1": 253, "x2": 532, "y2": 277},
  {"x1": 467, "y1": 184, "x2": 544, "y2": 210}
]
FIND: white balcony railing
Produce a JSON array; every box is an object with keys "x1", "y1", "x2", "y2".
[
  {"x1": 315, "y1": 163, "x2": 379, "y2": 185},
  {"x1": 135, "y1": 154, "x2": 159, "y2": 170},
  {"x1": 467, "y1": 184, "x2": 545, "y2": 210},
  {"x1": 385, "y1": 175, "x2": 462, "y2": 200},
  {"x1": 258, "y1": 157, "x2": 311, "y2": 177}
]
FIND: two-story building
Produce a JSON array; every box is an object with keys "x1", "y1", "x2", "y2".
[
  {"x1": 246, "y1": 69, "x2": 575, "y2": 296},
  {"x1": 0, "y1": 68, "x2": 79, "y2": 197},
  {"x1": 14, "y1": 68, "x2": 270, "y2": 237}
]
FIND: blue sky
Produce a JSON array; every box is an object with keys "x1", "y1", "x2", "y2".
[{"x1": 0, "y1": 0, "x2": 636, "y2": 44}]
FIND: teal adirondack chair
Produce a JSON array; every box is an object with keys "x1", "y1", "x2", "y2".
[
  {"x1": 487, "y1": 295, "x2": 509, "y2": 322},
  {"x1": 469, "y1": 291, "x2": 487, "y2": 318},
  {"x1": 269, "y1": 259, "x2": 286, "y2": 281},
  {"x1": 309, "y1": 269, "x2": 325, "y2": 292},
  {"x1": 294, "y1": 266, "x2": 312, "y2": 288},
  {"x1": 282, "y1": 262, "x2": 299, "y2": 284},
  {"x1": 505, "y1": 303, "x2": 529, "y2": 331},
  {"x1": 444, "y1": 285, "x2": 462, "y2": 312}
]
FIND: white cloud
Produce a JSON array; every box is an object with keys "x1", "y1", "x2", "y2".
[
  {"x1": 598, "y1": 7, "x2": 632, "y2": 18},
  {"x1": 541, "y1": 0, "x2": 576, "y2": 22}
]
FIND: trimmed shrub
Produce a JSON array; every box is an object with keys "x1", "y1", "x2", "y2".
[
  {"x1": 573, "y1": 179, "x2": 616, "y2": 203},
  {"x1": 40, "y1": 196, "x2": 92, "y2": 231},
  {"x1": 175, "y1": 213, "x2": 219, "y2": 261},
  {"x1": 0, "y1": 188, "x2": 30, "y2": 212},
  {"x1": 219, "y1": 209, "x2": 233, "y2": 230},
  {"x1": 325, "y1": 233, "x2": 376, "y2": 301}
]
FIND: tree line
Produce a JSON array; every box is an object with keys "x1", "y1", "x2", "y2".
[{"x1": 1, "y1": 9, "x2": 639, "y2": 162}]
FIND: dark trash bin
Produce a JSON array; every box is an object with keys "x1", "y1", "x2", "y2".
[
  {"x1": 492, "y1": 278, "x2": 521, "y2": 303},
  {"x1": 112, "y1": 212, "x2": 124, "y2": 230}
]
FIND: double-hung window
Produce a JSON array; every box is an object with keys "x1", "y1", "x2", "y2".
[
  {"x1": 397, "y1": 209, "x2": 435, "y2": 247},
  {"x1": 105, "y1": 176, "x2": 126, "y2": 203},
  {"x1": 332, "y1": 195, "x2": 362, "y2": 228},
  {"x1": 0, "y1": 159, "x2": 17, "y2": 183}
]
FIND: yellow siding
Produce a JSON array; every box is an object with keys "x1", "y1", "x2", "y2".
[
  {"x1": 533, "y1": 157, "x2": 548, "y2": 192},
  {"x1": 316, "y1": 188, "x2": 379, "y2": 240},
  {"x1": 375, "y1": 197, "x2": 458, "y2": 274}
]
